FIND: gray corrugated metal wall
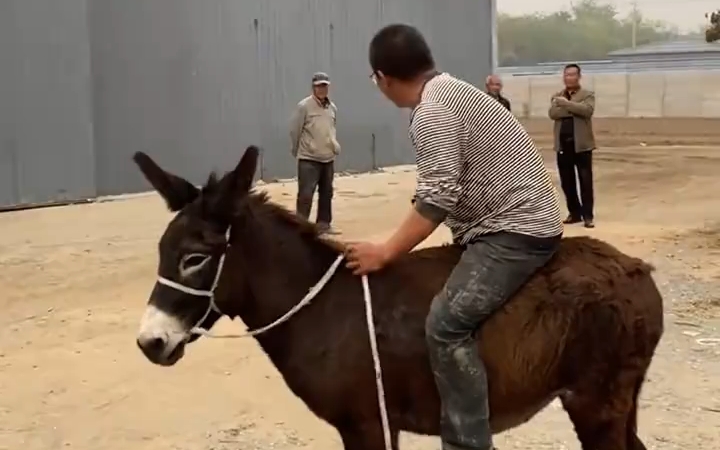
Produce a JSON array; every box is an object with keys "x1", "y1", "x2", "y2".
[
  {"x1": 0, "y1": 0, "x2": 96, "y2": 207},
  {"x1": 0, "y1": 0, "x2": 495, "y2": 207}
]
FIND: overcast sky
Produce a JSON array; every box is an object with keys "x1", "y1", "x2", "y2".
[{"x1": 498, "y1": 0, "x2": 715, "y2": 32}]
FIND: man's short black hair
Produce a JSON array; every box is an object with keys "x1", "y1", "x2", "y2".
[
  {"x1": 564, "y1": 63, "x2": 581, "y2": 74},
  {"x1": 369, "y1": 24, "x2": 435, "y2": 81}
]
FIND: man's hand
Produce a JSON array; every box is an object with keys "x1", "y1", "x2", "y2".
[
  {"x1": 345, "y1": 242, "x2": 390, "y2": 275},
  {"x1": 553, "y1": 96, "x2": 570, "y2": 107}
]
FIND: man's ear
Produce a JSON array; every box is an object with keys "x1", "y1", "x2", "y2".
[
  {"x1": 204, "y1": 146, "x2": 260, "y2": 217},
  {"x1": 133, "y1": 152, "x2": 199, "y2": 212}
]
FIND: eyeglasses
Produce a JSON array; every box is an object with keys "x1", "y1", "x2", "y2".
[{"x1": 369, "y1": 72, "x2": 379, "y2": 85}]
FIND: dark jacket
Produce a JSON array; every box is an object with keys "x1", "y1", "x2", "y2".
[
  {"x1": 548, "y1": 88, "x2": 596, "y2": 153},
  {"x1": 488, "y1": 93, "x2": 511, "y2": 112}
]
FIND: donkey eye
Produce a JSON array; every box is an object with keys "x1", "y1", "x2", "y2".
[{"x1": 179, "y1": 253, "x2": 211, "y2": 277}]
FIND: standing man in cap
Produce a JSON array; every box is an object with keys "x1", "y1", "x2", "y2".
[
  {"x1": 485, "y1": 74, "x2": 511, "y2": 112},
  {"x1": 290, "y1": 72, "x2": 340, "y2": 234}
]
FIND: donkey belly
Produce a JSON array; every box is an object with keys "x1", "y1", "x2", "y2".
[
  {"x1": 488, "y1": 393, "x2": 562, "y2": 433},
  {"x1": 388, "y1": 343, "x2": 565, "y2": 436},
  {"x1": 392, "y1": 369, "x2": 562, "y2": 436},
  {"x1": 386, "y1": 301, "x2": 569, "y2": 436}
]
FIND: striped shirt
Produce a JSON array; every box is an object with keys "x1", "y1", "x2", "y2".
[{"x1": 410, "y1": 73, "x2": 563, "y2": 243}]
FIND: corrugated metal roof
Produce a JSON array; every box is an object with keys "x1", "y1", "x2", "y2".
[{"x1": 608, "y1": 40, "x2": 720, "y2": 56}]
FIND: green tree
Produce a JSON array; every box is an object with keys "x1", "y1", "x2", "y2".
[{"x1": 498, "y1": 0, "x2": 681, "y2": 66}]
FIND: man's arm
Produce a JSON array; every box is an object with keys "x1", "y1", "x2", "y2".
[
  {"x1": 548, "y1": 105, "x2": 571, "y2": 120},
  {"x1": 329, "y1": 102, "x2": 340, "y2": 156},
  {"x1": 548, "y1": 93, "x2": 571, "y2": 120},
  {"x1": 381, "y1": 103, "x2": 463, "y2": 261},
  {"x1": 564, "y1": 91, "x2": 595, "y2": 118},
  {"x1": 289, "y1": 102, "x2": 306, "y2": 157}
]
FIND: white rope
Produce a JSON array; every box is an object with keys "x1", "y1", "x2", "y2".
[
  {"x1": 187, "y1": 254, "x2": 345, "y2": 338},
  {"x1": 362, "y1": 274, "x2": 393, "y2": 450},
  {"x1": 155, "y1": 231, "x2": 392, "y2": 450}
]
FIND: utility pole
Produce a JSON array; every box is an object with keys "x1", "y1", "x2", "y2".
[{"x1": 631, "y1": 0, "x2": 639, "y2": 48}]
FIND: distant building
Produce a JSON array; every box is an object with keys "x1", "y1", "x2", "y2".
[
  {"x1": 498, "y1": 39, "x2": 720, "y2": 76},
  {"x1": 607, "y1": 40, "x2": 720, "y2": 62}
]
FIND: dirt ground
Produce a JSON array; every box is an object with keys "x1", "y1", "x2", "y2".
[
  {"x1": 522, "y1": 117, "x2": 720, "y2": 148},
  {"x1": 1, "y1": 119, "x2": 720, "y2": 450}
]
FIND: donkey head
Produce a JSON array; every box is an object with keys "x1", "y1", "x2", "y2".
[{"x1": 134, "y1": 146, "x2": 259, "y2": 366}]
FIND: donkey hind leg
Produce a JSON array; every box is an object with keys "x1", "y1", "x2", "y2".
[
  {"x1": 561, "y1": 388, "x2": 631, "y2": 450},
  {"x1": 339, "y1": 424, "x2": 399, "y2": 450},
  {"x1": 561, "y1": 363, "x2": 650, "y2": 450},
  {"x1": 625, "y1": 376, "x2": 648, "y2": 450}
]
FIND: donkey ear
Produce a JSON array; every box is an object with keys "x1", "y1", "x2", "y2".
[
  {"x1": 204, "y1": 145, "x2": 260, "y2": 218},
  {"x1": 133, "y1": 152, "x2": 199, "y2": 212},
  {"x1": 232, "y1": 145, "x2": 259, "y2": 194}
]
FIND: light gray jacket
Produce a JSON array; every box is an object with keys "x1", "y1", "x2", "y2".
[{"x1": 290, "y1": 96, "x2": 340, "y2": 162}]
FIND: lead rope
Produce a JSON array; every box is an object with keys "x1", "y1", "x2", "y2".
[
  {"x1": 158, "y1": 249, "x2": 392, "y2": 450},
  {"x1": 361, "y1": 273, "x2": 393, "y2": 450}
]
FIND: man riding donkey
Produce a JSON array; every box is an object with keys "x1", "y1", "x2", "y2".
[{"x1": 346, "y1": 24, "x2": 563, "y2": 450}]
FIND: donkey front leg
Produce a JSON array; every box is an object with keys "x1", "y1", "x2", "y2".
[{"x1": 338, "y1": 423, "x2": 399, "y2": 450}]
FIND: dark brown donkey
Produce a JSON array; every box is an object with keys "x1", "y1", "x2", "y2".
[{"x1": 135, "y1": 147, "x2": 663, "y2": 450}]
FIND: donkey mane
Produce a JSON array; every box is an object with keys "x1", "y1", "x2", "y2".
[
  {"x1": 249, "y1": 191, "x2": 347, "y2": 253},
  {"x1": 201, "y1": 171, "x2": 346, "y2": 253}
]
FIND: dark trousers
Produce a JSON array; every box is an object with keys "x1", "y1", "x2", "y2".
[
  {"x1": 296, "y1": 159, "x2": 334, "y2": 225},
  {"x1": 557, "y1": 139, "x2": 594, "y2": 220},
  {"x1": 425, "y1": 232, "x2": 560, "y2": 450}
]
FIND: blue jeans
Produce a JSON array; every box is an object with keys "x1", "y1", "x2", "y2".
[{"x1": 425, "y1": 231, "x2": 560, "y2": 450}]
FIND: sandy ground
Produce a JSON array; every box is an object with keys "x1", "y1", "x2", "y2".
[{"x1": 2, "y1": 121, "x2": 720, "y2": 450}]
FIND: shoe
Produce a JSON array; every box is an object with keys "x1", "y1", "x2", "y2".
[
  {"x1": 317, "y1": 222, "x2": 340, "y2": 235},
  {"x1": 443, "y1": 443, "x2": 498, "y2": 450},
  {"x1": 563, "y1": 214, "x2": 583, "y2": 224},
  {"x1": 584, "y1": 218, "x2": 595, "y2": 228}
]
